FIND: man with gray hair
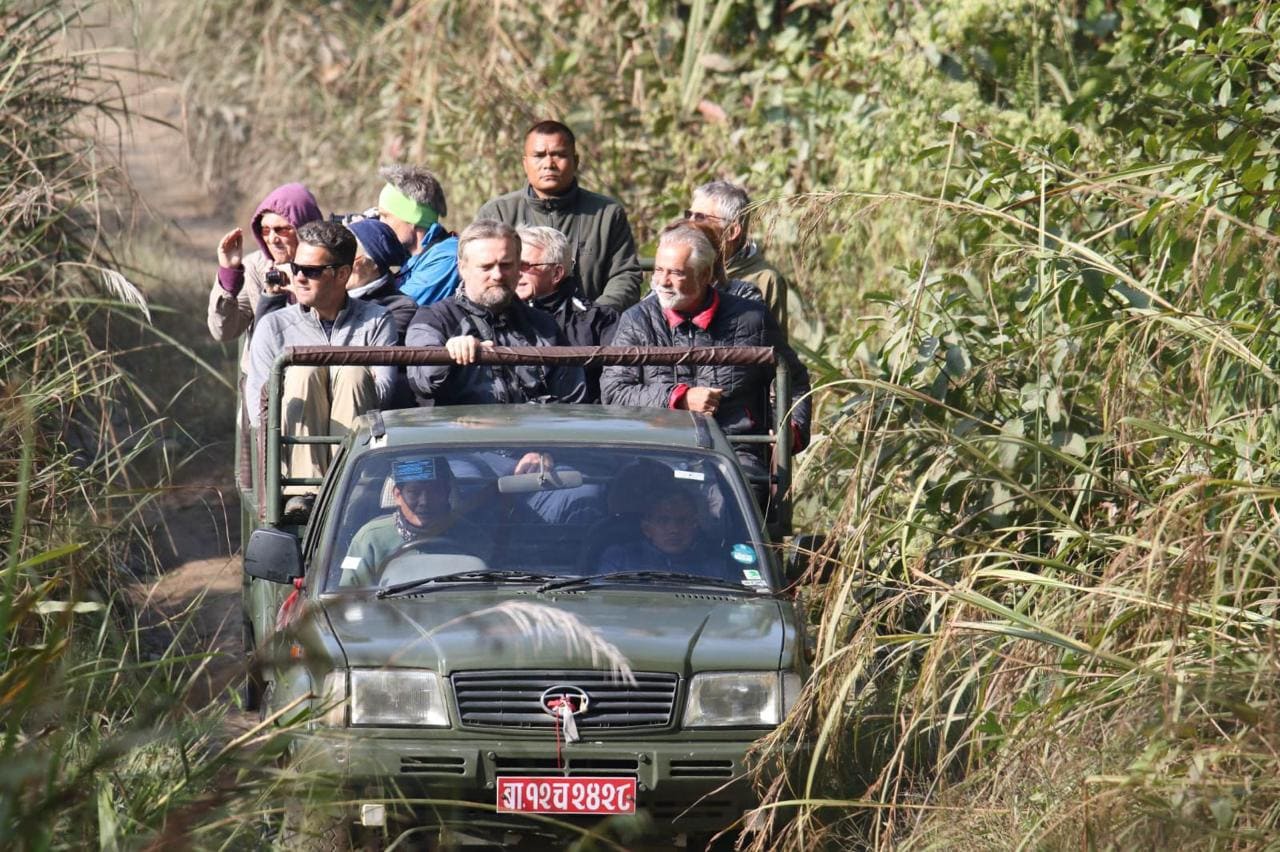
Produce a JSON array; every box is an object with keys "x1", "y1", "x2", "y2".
[
  {"x1": 376, "y1": 164, "x2": 460, "y2": 306},
  {"x1": 405, "y1": 219, "x2": 586, "y2": 406},
  {"x1": 687, "y1": 180, "x2": 789, "y2": 334},
  {"x1": 601, "y1": 225, "x2": 810, "y2": 475},
  {"x1": 516, "y1": 225, "x2": 618, "y2": 402}
]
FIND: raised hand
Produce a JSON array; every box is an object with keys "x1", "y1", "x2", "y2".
[{"x1": 217, "y1": 228, "x2": 244, "y2": 269}]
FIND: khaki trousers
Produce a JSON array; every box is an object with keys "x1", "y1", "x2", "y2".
[{"x1": 282, "y1": 366, "x2": 377, "y2": 491}]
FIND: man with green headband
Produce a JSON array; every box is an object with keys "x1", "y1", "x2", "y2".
[{"x1": 377, "y1": 164, "x2": 461, "y2": 306}]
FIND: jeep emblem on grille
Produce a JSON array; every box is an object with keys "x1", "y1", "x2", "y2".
[{"x1": 540, "y1": 685, "x2": 590, "y2": 717}]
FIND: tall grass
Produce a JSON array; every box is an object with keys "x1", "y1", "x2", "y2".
[
  {"x1": 0, "y1": 2, "x2": 306, "y2": 847},
  {"x1": 144, "y1": 0, "x2": 1280, "y2": 848}
]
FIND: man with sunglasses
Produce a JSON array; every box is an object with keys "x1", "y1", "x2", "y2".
[
  {"x1": 246, "y1": 221, "x2": 398, "y2": 487},
  {"x1": 688, "y1": 180, "x2": 789, "y2": 336}
]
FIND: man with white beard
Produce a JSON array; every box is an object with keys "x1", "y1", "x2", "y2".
[
  {"x1": 600, "y1": 225, "x2": 811, "y2": 476},
  {"x1": 405, "y1": 219, "x2": 586, "y2": 406}
]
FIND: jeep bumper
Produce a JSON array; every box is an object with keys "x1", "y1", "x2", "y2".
[{"x1": 289, "y1": 731, "x2": 766, "y2": 833}]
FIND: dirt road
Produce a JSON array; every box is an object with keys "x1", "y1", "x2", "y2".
[{"x1": 111, "y1": 54, "x2": 252, "y2": 719}]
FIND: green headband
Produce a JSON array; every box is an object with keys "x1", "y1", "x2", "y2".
[{"x1": 379, "y1": 183, "x2": 438, "y2": 228}]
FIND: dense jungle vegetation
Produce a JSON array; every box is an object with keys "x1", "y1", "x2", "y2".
[{"x1": 4, "y1": 0, "x2": 1279, "y2": 848}]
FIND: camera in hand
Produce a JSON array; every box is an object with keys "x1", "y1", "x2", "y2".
[
  {"x1": 264, "y1": 268, "x2": 286, "y2": 288},
  {"x1": 330, "y1": 207, "x2": 381, "y2": 226}
]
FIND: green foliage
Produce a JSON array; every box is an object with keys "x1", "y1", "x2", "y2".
[
  {"x1": 0, "y1": 3, "x2": 298, "y2": 847},
  {"x1": 146, "y1": 0, "x2": 1280, "y2": 848},
  {"x1": 748, "y1": 3, "x2": 1280, "y2": 849}
]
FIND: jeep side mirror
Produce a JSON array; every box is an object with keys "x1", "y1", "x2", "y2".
[
  {"x1": 784, "y1": 533, "x2": 832, "y2": 585},
  {"x1": 244, "y1": 528, "x2": 304, "y2": 585}
]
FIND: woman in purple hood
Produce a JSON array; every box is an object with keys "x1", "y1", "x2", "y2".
[{"x1": 207, "y1": 182, "x2": 322, "y2": 369}]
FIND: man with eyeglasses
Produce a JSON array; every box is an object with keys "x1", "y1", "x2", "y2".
[
  {"x1": 477, "y1": 120, "x2": 643, "y2": 312},
  {"x1": 687, "y1": 180, "x2": 789, "y2": 336},
  {"x1": 246, "y1": 221, "x2": 398, "y2": 487},
  {"x1": 515, "y1": 225, "x2": 618, "y2": 402}
]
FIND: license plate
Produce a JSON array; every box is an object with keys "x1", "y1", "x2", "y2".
[{"x1": 496, "y1": 776, "x2": 637, "y2": 815}]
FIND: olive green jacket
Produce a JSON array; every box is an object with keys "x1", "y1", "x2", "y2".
[
  {"x1": 477, "y1": 183, "x2": 643, "y2": 311},
  {"x1": 726, "y1": 242, "x2": 788, "y2": 336}
]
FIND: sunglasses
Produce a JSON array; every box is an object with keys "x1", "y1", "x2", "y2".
[
  {"x1": 290, "y1": 262, "x2": 346, "y2": 280},
  {"x1": 260, "y1": 224, "x2": 296, "y2": 237},
  {"x1": 683, "y1": 209, "x2": 726, "y2": 223}
]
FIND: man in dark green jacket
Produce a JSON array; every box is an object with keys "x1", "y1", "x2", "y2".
[
  {"x1": 477, "y1": 120, "x2": 642, "y2": 312},
  {"x1": 688, "y1": 180, "x2": 790, "y2": 337}
]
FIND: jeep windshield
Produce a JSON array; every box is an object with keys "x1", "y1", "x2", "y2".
[{"x1": 321, "y1": 446, "x2": 775, "y2": 594}]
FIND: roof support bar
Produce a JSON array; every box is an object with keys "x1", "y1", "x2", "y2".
[{"x1": 263, "y1": 346, "x2": 791, "y2": 529}]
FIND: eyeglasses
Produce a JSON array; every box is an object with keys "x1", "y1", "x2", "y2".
[
  {"x1": 290, "y1": 262, "x2": 345, "y2": 280},
  {"x1": 683, "y1": 209, "x2": 725, "y2": 224},
  {"x1": 519, "y1": 261, "x2": 558, "y2": 272},
  {"x1": 260, "y1": 224, "x2": 296, "y2": 237}
]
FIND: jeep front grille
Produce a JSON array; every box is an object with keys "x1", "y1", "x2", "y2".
[{"x1": 451, "y1": 670, "x2": 678, "y2": 730}]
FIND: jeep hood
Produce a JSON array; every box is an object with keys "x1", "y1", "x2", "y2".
[{"x1": 322, "y1": 590, "x2": 785, "y2": 674}]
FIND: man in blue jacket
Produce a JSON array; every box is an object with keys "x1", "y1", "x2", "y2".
[{"x1": 376, "y1": 164, "x2": 461, "y2": 305}]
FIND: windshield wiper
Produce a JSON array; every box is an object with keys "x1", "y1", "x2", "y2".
[
  {"x1": 536, "y1": 570, "x2": 761, "y2": 595},
  {"x1": 376, "y1": 569, "x2": 557, "y2": 599}
]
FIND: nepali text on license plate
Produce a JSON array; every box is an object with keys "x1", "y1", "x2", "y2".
[{"x1": 496, "y1": 776, "x2": 637, "y2": 815}]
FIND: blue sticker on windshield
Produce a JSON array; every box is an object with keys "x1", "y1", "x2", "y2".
[
  {"x1": 731, "y1": 543, "x2": 757, "y2": 564},
  {"x1": 394, "y1": 458, "x2": 438, "y2": 482}
]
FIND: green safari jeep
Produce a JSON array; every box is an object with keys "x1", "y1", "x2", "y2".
[{"x1": 241, "y1": 346, "x2": 819, "y2": 848}]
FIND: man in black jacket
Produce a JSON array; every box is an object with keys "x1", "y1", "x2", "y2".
[
  {"x1": 600, "y1": 225, "x2": 811, "y2": 475},
  {"x1": 347, "y1": 218, "x2": 417, "y2": 343},
  {"x1": 406, "y1": 220, "x2": 587, "y2": 406},
  {"x1": 516, "y1": 225, "x2": 618, "y2": 403},
  {"x1": 477, "y1": 121, "x2": 642, "y2": 312}
]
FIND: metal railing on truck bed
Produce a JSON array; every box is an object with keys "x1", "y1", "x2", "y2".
[{"x1": 251, "y1": 345, "x2": 796, "y2": 537}]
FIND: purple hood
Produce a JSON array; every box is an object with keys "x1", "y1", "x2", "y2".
[{"x1": 250, "y1": 183, "x2": 322, "y2": 257}]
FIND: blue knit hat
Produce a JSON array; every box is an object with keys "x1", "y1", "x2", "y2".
[{"x1": 350, "y1": 218, "x2": 411, "y2": 277}]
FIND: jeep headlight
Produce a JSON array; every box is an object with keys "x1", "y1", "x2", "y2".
[
  {"x1": 323, "y1": 669, "x2": 449, "y2": 727},
  {"x1": 683, "y1": 672, "x2": 791, "y2": 727}
]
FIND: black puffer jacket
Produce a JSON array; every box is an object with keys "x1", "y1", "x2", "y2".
[
  {"x1": 357, "y1": 277, "x2": 418, "y2": 344},
  {"x1": 720, "y1": 277, "x2": 764, "y2": 303},
  {"x1": 600, "y1": 289, "x2": 811, "y2": 450},
  {"x1": 529, "y1": 281, "x2": 619, "y2": 403},
  {"x1": 406, "y1": 293, "x2": 586, "y2": 406}
]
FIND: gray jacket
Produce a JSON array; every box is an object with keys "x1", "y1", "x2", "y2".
[
  {"x1": 246, "y1": 297, "x2": 397, "y2": 424},
  {"x1": 476, "y1": 182, "x2": 643, "y2": 311}
]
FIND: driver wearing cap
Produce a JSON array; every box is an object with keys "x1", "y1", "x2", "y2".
[{"x1": 341, "y1": 457, "x2": 468, "y2": 587}]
